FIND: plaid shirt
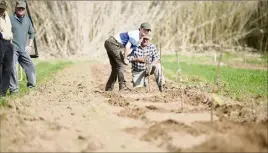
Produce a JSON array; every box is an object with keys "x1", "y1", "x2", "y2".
[{"x1": 127, "y1": 43, "x2": 160, "y2": 72}]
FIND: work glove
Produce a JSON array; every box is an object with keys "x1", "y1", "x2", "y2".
[{"x1": 25, "y1": 46, "x2": 32, "y2": 53}]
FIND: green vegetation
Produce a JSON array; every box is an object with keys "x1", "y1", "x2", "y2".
[
  {"x1": 0, "y1": 60, "x2": 73, "y2": 106},
  {"x1": 162, "y1": 54, "x2": 267, "y2": 101},
  {"x1": 162, "y1": 52, "x2": 268, "y2": 66}
]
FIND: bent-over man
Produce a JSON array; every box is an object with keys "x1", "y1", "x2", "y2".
[{"x1": 104, "y1": 22, "x2": 151, "y2": 91}]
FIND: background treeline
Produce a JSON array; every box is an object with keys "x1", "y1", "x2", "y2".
[{"x1": 6, "y1": 1, "x2": 268, "y2": 58}]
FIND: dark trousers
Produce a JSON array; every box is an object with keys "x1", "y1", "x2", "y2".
[
  {"x1": 0, "y1": 39, "x2": 14, "y2": 96},
  {"x1": 104, "y1": 36, "x2": 126, "y2": 91}
]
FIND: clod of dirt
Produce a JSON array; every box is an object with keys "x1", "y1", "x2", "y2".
[
  {"x1": 184, "y1": 124, "x2": 268, "y2": 152},
  {"x1": 23, "y1": 117, "x2": 37, "y2": 122},
  {"x1": 78, "y1": 135, "x2": 86, "y2": 140},
  {"x1": 141, "y1": 119, "x2": 200, "y2": 143},
  {"x1": 146, "y1": 105, "x2": 158, "y2": 110},
  {"x1": 191, "y1": 119, "x2": 237, "y2": 134},
  {"x1": 77, "y1": 83, "x2": 86, "y2": 89},
  {"x1": 215, "y1": 103, "x2": 243, "y2": 115},
  {"x1": 124, "y1": 127, "x2": 146, "y2": 135},
  {"x1": 7, "y1": 104, "x2": 14, "y2": 109},
  {"x1": 118, "y1": 107, "x2": 147, "y2": 119},
  {"x1": 184, "y1": 89, "x2": 212, "y2": 106},
  {"x1": 101, "y1": 92, "x2": 116, "y2": 98},
  {"x1": 142, "y1": 96, "x2": 163, "y2": 103},
  {"x1": 93, "y1": 90, "x2": 103, "y2": 94},
  {"x1": 214, "y1": 103, "x2": 264, "y2": 123},
  {"x1": 170, "y1": 109, "x2": 183, "y2": 113},
  {"x1": 132, "y1": 87, "x2": 148, "y2": 93},
  {"x1": 49, "y1": 124, "x2": 62, "y2": 131},
  {"x1": 145, "y1": 105, "x2": 169, "y2": 113},
  {"x1": 108, "y1": 97, "x2": 130, "y2": 107}
]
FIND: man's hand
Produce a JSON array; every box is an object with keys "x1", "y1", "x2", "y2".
[
  {"x1": 137, "y1": 57, "x2": 146, "y2": 63},
  {"x1": 25, "y1": 46, "x2": 32, "y2": 53},
  {"x1": 123, "y1": 58, "x2": 129, "y2": 65},
  {"x1": 123, "y1": 42, "x2": 132, "y2": 65}
]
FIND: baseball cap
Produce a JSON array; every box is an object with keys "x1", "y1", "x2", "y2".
[
  {"x1": 0, "y1": 0, "x2": 7, "y2": 10},
  {"x1": 16, "y1": 0, "x2": 26, "y2": 9},
  {"x1": 140, "y1": 22, "x2": 151, "y2": 31}
]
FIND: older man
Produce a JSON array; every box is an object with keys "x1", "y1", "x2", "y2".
[
  {"x1": 0, "y1": 0, "x2": 13, "y2": 96},
  {"x1": 9, "y1": 0, "x2": 36, "y2": 94},
  {"x1": 127, "y1": 34, "x2": 165, "y2": 92},
  {"x1": 104, "y1": 22, "x2": 151, "y2": 91}
]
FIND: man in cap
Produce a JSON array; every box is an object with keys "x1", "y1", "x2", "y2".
[
  {"x1": 104, "y1": 22, "x2": 151, "y2": 91},
  {"x1": 0, "y1": 0, "x2": 14, "y2": 96},
  {"x1": 127, "y1": 34, "x2": 165, "y2": 92},
  {"x1": 9, "y1": 0, "x2": 36, "y2": 94}
]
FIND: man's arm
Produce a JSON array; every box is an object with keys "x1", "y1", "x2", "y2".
[
  {"x1": 1, "y1": 11, "x2": 13, "y2": 41},
  {"x1": 28, "y1": 17, "x2": 34, "y2": 47},
  {"x1": 123, "y1": 42, "x2": 132, "y2": 64},
  {"x1": 127, "y1": 51, "x2": 146, "y2": 63},
  {"x1": 130, "y1": 57, "x2": 146, "y2": 63},
  {"x1": 151, "y1": 45, "x2": 160, "y2": 65}
]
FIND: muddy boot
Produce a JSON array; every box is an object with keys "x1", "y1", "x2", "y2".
[
  {"x1": 158, "y1": 86, "x2": 163, "y2": 92},
  {"x1": 105, "y1": 87, "x2": 113, "y2": 91},
  {"x1": 105, "y1": 82, "x2": 115, "y2": 91},
  {"x1": 105, "y1": 84, "x2": 114, "y2": 91},
  {"x1": 119, "y1": 83, "x2": 131, "y2": 91},
  {"x1": 158, "y1": 84, "x2": 165, "y2": 92},
  {"x1": 119, "y1": 83, "x2": 126, "y2": 90}
]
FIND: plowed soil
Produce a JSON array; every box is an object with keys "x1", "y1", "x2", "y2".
[{"x1": 0, "y1": 61, "x2": 267, "y2": 152}]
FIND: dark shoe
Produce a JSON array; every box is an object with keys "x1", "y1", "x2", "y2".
[
  {"x1": 10, "y1": 91, "x2": 18, "y2": 95},
  {"x1": 105, "y1": 88, "x2": 113, "y2": 91},
  {"x1": 119, "y1": 83, "x2": 126, "y2": 90},
  {"x1": 9, "y1": 89, "x2": 18, "y2": 95},
  {"x1": 119, "y1": 86, "x2": 127, "y2": 91},
  {"x1": 159, "y1": 84, "x2": 165, "y2": 92},
  {"x1": 105, "y1": 84, "x2": 114, "y2": 91}
]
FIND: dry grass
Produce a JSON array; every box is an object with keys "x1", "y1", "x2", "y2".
[{"x1": 5, "y1": 1, "x2": 268, "y2": 58}]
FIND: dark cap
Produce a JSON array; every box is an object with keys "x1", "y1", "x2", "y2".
[
  {"x1": 140, "y1": 22, "x2": 151, "y2": 31},
  {"x1": 0, "y1": 0, "x2": 7, "y2": 10},
  {"x1": 16, "y1": 0, "x2": 26, "y2": 9}
]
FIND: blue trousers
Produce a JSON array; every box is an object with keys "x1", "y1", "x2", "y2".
[{"x1": 9, "y1": 50, "x2": 36, "y2": 93}]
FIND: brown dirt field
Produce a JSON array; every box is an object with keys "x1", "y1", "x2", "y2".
[{"x1": 0, "y1": 61, "x2": 267, "y2": 152}]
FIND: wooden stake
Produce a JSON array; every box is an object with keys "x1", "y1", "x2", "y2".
[
  {"x1": 211, "y1": 47, "x2": 223, "y2": 123},
  {"x1": 175, "y1": 50, "x2": 184, "y2": 111}
]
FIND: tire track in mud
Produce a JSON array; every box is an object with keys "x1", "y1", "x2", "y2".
[{"x1": 91, "y1": 63, "x2": 268, "y2": 152}]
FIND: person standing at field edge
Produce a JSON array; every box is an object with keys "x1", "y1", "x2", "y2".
[
  {"x1": 9, "y1": 0, "x2": 36, "y2": 94},
  {"x1": 0, "y1": 0, "x2": 14, "y2": 97}
]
